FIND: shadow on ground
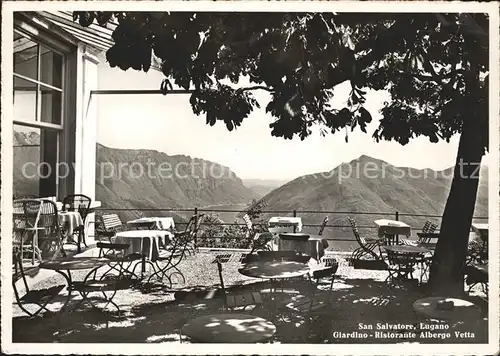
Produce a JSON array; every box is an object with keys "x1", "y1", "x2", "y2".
[{"x1": 12, "y1": 272, "x2": 488, "y2": 344}]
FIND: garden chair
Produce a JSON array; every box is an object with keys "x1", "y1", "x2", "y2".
[
  {"x1": 347, "y1": 217, "x2": 385, "y2": 268},
  {"x1": 318, "y1": 216, "x2": 329, "y2": 236},
  {"x1": 94, "y1": 213, "x2": 142, "y2": 278},
  {"x1": 383, "y1": 249, "x2": 418, "y2": 282},
  {"x1": 401, "y1": 220, "x2": 439, "y2": 247},
  {"x1": 37, "y1": 200, "x2": 67, "y2": 260},
  {"x1": 95, "y1": 241, "x2": 142, "y2": 281},
  {"x1": 12, "y1": 248, "x2": 65, "y2": 317},
  {"x1": 186, "y1": 213, "x2": 205, "y2": 255},
  {"x1": 12, "y1": 200, "x2": 65, "y2": 317},
  {"x1": 216, "y1": 257, "x2": 264, "y2": 311},
  {"x1": 13, "y1": 199, "x2": 44, "y2": 265},
  {"x1": 62, "y1": 194, "x2": 92, "y2": 249},
  {"x1": 400, "y1": 221, "x2": 439, "y2": 281},
  {"x1": 95, "y1": 213, "x2": 124, "y2": 241},
  {"x1": 242, "y1": 213, "x2": 253, "y2": 237},
  {"x1": 285, "y1": 259, "x2": 339, "y2": 342},
  {"x1": 146, "y1": 214, "x2": 202, "y2": 287},
  {"x1": 244, "y1": 232, "x2": 274, "y2": 260},
  {"x1": 286, "y1": 259, "x2": 339, "y2": 312},
  {"x1": 464, "y1": 263, "x2": 488, "y2": 295}
]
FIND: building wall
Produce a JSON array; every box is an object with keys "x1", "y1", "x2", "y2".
[{"x1": 74, "y1": 45, "x2": 101, "y2": 243}]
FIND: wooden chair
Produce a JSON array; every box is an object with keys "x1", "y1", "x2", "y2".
[
  {"x1": 401, "y1": 220, "x2": 439, "y2": 247},
  {"x1": 347, "y1": 217, "x2": 384, "y2": 268},
  {"x1": 318, "y1": 216, "x2": 329, "y2": 236},
  {"x1": 62, "y1": 194, "x2": 92, "y2": 249},
  {"x1": 216, "y1": 258, "x2": 264, "y2": 310},
  {"x1": 95, "y1": 213, "x2": 124, "y2": 241}
]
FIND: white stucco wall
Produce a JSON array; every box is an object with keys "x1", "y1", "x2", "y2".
[{"x1": 74, "y1": 44, "x2": 100, "y2": 244}]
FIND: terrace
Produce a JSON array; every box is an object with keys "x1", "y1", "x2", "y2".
[
  {"x1": 6, "y1": 9, "x2": 493, "y2": 350},
  {"x1": 11, "y1": 206, "x2": 489, "y2": 345}
]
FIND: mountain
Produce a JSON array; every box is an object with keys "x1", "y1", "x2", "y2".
[
  {"x1": 13, "y1": 131, "x2": 258, "y2": 222},
  {"x1": 243, "y1": 178, "x2": 289, "y2": 198},
  {"x1": 257, "y1": 155, "x2": 489, "y2": 240},
  {"x1": 96, "y1": 144, "x2": 258, "y2": 222},
  {"x1": 13, "y1": 131, "x2": 40, "y2": 197}
]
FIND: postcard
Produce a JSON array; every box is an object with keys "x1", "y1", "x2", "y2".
[{"x1": 1, "y1": 1, "x2": 499, "y2": 355}]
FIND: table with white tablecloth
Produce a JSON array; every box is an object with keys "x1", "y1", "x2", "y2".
[
  {"x1": 127, "y1": 217, "x2": 175, "y2": 231},
  {"x1": 268, "y1": 217, "x2": 303, "y2": 234},
  {"x1": 58, "y1": 211, "x2": 84, "y2": 242},
  {"x1": 374, "y1": 219, "x2": 411, "y2": 245},
  {"x1": 277, "y1": 233, "x2": 329, "y2": 261},
  {"x1": 114, "y1": 230, "x2": 173, "y2": 263}
]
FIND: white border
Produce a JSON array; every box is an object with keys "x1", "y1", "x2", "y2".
[{"x1": 2, "y1": 1, "x2": 499, "y2": 355}]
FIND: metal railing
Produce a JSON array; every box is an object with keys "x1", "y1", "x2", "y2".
[{"x1": 92, "y1": 206, "x2": 487, "y2": 244}]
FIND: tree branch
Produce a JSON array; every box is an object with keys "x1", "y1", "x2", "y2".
[
  {"x1": 236, "y1": 86, "x2": 274, "y2": 93},
  {"x1": 412, "y1": 70, "x2": 460, "y2": 83}
]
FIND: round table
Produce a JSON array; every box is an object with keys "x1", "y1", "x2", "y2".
[
  {"x1": 114, "y1": 230, "x2": 172, "y2": 275},
  {"x1": 40, "y1": 257, "x2": 113, "y2": 312},
  {"x1": 238, "y1": 260, "x2": 310, "y2": 280},
  {"x1": 413, "y1": 297, "x2": 482, "y2": 321},
  {"x1": 182, "y1": 313, "x2": 276, "y2": 343}
]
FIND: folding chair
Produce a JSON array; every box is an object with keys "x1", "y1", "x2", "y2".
[
  {"x1": 186, "y1": 213, "x2": 205, "y2": 256},
  {"x1": 318, "y1": 216, "x2": 329, "y2": 236},
  {"x1": 347, "y1": 217, "x2": 384, "y2": 266},
  {"x1": 216, "y1": 258, "x2": 264, "y2": 311},
  {"x1": 146, "y1": 215, "x2": 202, "y2": 286},
  {"x1": 12, "y1": 204, "x2": 65, "y2": 317},
  {"x1": 384, "y1": 249, "x2": 418, "y2": 283},
  {"x1": 401, "y1": 220, "x2": 439, "y2": 247},
  {"x1": 285, "y1": 259, "x2": 339, "y2": 341}
]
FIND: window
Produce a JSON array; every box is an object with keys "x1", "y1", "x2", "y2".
[
  {"x1": 13, "y1": 31, "x2": 64, "y2": 125},
  {"x1": 13, "y1": 125, "x2": 59, "y2": 198},
  {"x1": 13, "y1": 28, "x2": 65, "y2": 199}
]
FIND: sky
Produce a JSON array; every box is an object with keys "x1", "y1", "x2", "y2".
[{"x1": 96, "y1": 55, "x2": 489, "y2": 181}]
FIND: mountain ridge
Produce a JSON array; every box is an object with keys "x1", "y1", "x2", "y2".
[{"x1": 256, "y1": 155, "x2": 489, "y2": 239}]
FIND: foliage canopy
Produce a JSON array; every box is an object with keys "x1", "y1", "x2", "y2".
[{"x1": 74, "y1": 12, "x2": 488, "y2": 149}]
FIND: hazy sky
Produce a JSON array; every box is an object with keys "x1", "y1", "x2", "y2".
[{"x1": 96, "y1": 55, "x2": 489, "y2": 181}]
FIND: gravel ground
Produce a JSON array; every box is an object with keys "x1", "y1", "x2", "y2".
[{"x1": 12, "y1": 250, "x2": 488, "y2": 344}]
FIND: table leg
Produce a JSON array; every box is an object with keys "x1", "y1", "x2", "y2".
[
  {"x1": 77, "y1": 229, "x2": 82, "y2": 253},
  {"x1": 53, "y1": 269, "x2": 74, "y2": 312}
]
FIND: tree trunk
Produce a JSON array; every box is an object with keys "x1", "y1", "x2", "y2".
[{"x1": 427, "y1": 118, "x2": 485, "y2": 295}]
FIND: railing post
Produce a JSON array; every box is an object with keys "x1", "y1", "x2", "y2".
[
  {"x1": 395, "y1": 211, "x2": 399, "y2": 245},
  {"x1": 293, "y1": 209, "x2": 297, "y2": 233},
  {"x1": 194, "y1": 207, "x2": 198, "y2": 250}
]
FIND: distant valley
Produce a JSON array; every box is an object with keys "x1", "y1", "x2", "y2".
[
  {"x1": 242, "y1": 178, "x2": 288, "y2": 198},
  {"x1": 13, "y1": 131, "x2": 489, "y2": 239}
]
